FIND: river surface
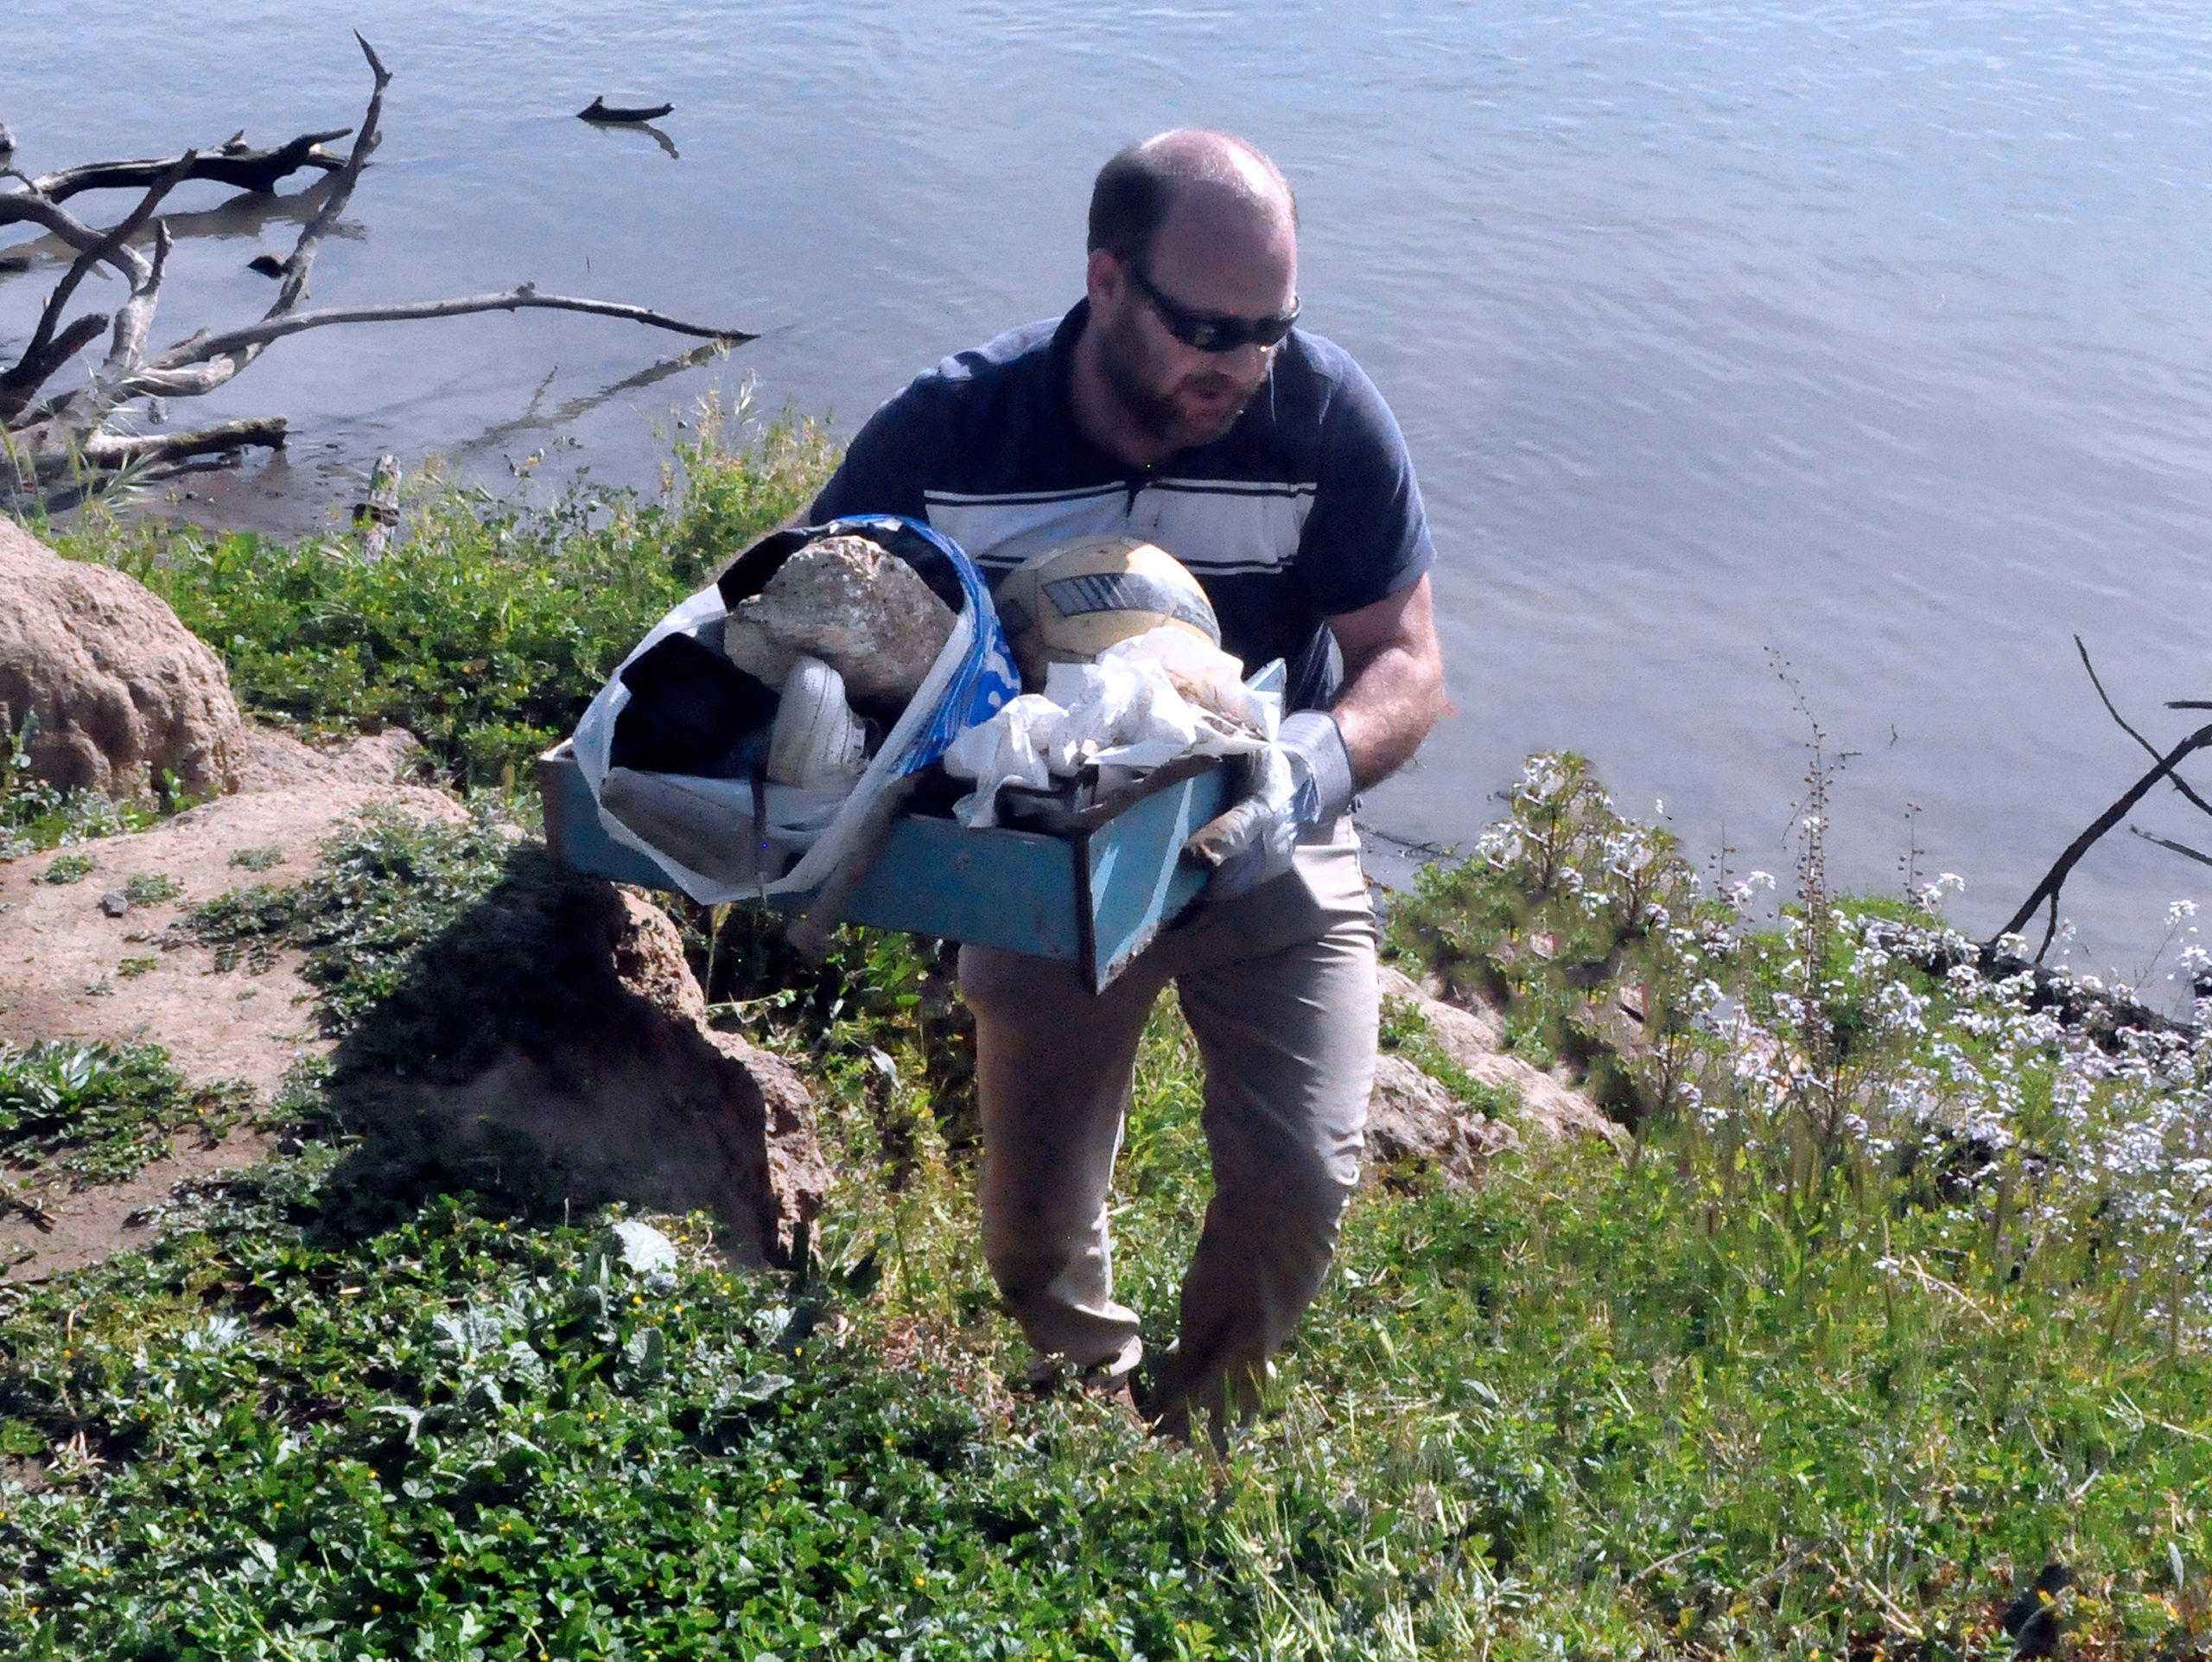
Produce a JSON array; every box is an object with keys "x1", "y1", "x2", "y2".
[{"x1": 8, "y1": 0, "x2": 2210, "y2": 990}]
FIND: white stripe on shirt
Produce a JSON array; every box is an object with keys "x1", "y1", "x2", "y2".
[{"x1": 925, "y1": 478, "x2": 1316, "y2": 575}]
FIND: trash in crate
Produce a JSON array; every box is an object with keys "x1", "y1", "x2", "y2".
[
  {"x1": 567, "y1": 516, "x2": 1020, "y2": 905},
  {"x1": 722, "y1": 532, "x2": 956, "y2": 710},
  {"x1": 941, "y1": 624, "x2": 1279, "y2": 829},
  {"x1": 607, "y1": 633, "x2": 777, "y2": 776}
]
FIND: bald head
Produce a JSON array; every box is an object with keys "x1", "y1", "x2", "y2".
[{"x1": 1087, "y1": 130, "x2": 1298, "y2": 267}]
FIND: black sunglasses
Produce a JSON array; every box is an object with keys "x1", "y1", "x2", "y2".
[{"x1": 1128, "y1": 263, "x2": 1300, "y2": 353}]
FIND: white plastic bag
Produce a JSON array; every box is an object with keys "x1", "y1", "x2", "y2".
[{"x1": 939, "y1": 627, "x2": 1279, "y2": 828}]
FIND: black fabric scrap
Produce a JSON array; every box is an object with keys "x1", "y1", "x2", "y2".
[{"x1": 607, "y1": 632, "x2": 777, "y2": 777}]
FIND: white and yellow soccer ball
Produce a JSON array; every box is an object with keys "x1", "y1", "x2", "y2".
[{"x1": 993, "y1": 534, "x2": 1222, "y2": 691}]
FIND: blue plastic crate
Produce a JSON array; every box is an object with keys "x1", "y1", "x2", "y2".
[{"x1": 537, "y1": 743, "x2": 1231, "y2": 992}]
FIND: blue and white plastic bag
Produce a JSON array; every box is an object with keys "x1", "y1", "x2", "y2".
[{"x1": 570, "y1": 515, "x2": 1020, "y2": 905}]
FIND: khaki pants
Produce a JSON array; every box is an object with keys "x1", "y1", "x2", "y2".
[{"x1": 959, "y1": 823, "x2": 1378, "y2": 1440}]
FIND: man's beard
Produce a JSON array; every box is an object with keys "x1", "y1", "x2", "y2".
[{"x1": 1098, "y1": 309, "x2": 1264, "y2": 451}]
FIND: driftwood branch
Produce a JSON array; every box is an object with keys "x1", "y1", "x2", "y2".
[
  {"x1": 27, "y1": 128, "x2": 352, "y2": 203},
  {"x1": 79, "y1": 417, "x2": 290, "y2": 468},
  {"x1": 99, "y1": 222, "x2": 175, "y2": 389},
  {"x1": 2075, "y1": 637, "x2": 2212, "y2": 820},
  {"x1": 1991, "y1": 723, "x2": 2212, "y2": 961},
  {"x1": 2133, "y1": 826, "x2": 2212, "y2": 871},
  {"x1": 2, "y1": 34, "x2": 753, "y2": 502},
  {"x1": 0, "y1": 313, "x2": 109, "y2": 418},
  {"x1": 0, "y1": 153, "x2": 193, "y2": 423},
  {"x1": 0, "y1": 193, "x2": 117, "y2": 258},
  {"x1": 266, "y1": 34, "x2": 389, "y2": 323},
  {"x1": 140, "y1": 288, "x2": 753, "y2": 385}
]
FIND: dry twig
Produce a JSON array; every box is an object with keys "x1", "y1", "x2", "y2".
[{"x1": 1988, "y1": 642, "x2": 2212, "y2": 962}]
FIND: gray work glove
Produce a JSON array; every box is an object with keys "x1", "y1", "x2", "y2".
[{"x1": 1183, "y1": 710, "x2": 1355, "y2": 902}]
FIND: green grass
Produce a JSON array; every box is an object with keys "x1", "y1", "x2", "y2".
[{"x1": 41, "y1": 398, "x2": 836, "y2": 787}]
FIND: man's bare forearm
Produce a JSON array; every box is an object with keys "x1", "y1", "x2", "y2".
[
  {"x1": 1332, "y1": 640, "x2": 1446, "y2": 787},
  {"x1": 1325, "y1": 574, "x2": 1447, "y2": 790}
]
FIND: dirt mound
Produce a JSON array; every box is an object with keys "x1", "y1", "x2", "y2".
[
  {"x1": 323, "y1": 847, "x2": 829, "y2": 1265},
  {"x1": 0, "y1": 519, "x2": 245, "y2": 799}
]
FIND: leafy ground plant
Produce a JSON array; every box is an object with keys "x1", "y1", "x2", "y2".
[
  {"x1": 0, "y1": 1041, "x2": 246, "y2": 1187},
  {"x1": 119, "y1": 872, "x2": 180, "y2": 906},
  {"x1": 169, "y1": 803, "x2": 517, "y2": 1036},
  {"x1": 0, "y1": 720, "x2": 161, "y2": 863}
]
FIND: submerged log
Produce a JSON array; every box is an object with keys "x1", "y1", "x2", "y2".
[
  {"x1": 27, "y1": 127, "x2": 353, "y2": 202},
  {"x1": 579, "y1": 96, "x2": 676, "y2": 124}
]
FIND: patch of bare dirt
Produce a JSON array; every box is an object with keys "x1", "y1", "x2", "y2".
[
  {"x1": 0, "y1": 726, "x2": 455, "y2": 1281},
  {"x1": 0, "y1": 728, "x2": 457, "y2": 1100}
]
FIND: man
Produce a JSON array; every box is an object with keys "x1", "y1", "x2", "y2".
[{"x1": 809, "y1": 130, "x2": 1446, "y2": 1442}]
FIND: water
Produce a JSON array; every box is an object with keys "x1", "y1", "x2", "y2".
[{"x1": 7, "y1": 0, "x2": 2209, "y2": 990}]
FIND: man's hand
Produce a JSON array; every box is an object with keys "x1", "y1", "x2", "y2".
[
  {"x1": 1184, "y1": 710, "x2": 1354, "y2": 901},
  {"x1": 1184, "y1": 574, "x2": 1446, "y2": 901}
]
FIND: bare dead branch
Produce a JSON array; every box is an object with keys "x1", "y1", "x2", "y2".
[
  {"x1": 0, "y1": 193, "x2": 118, "y2": 261},
  {"x1": 2076, "y1": 636, "x2": 2212, "y2": 820},
  {"x1": 0, "y1": 153, "x2": 194, "y2": 422},
  {"x1": 17, "y1": 38, "x2": 392, "y2": 444},
  {"x1": 266, "y1": 35, "x2": 391, "y2": 322},
  {"x1": 0, "y1": 312, "x2": 110, "y2": 417},
  {"x1": 98, "y1": 221, "x2": 174, "y2": 385},
  {"x1": 136, "y1": 287, "x2": 753, "y2": 391},
  {"x1": 3, "y1": 34, "x2": 756, "y2": 502},
  {"x1": 1992, "y1": 723, "x2": 2212, "y2": 960},
  {"x1": 2133, "y1": 825, "x2": 2212, "y2": 870},
  {"x1": 27, "y1": 128, "x2": 352, "y2": 203}
]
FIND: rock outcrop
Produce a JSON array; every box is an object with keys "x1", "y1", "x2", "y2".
[
  {"x1": 1366, "y1": 1053, "x2": 1521, "y2": 1184},
  {"x1": 1364, "y1": 965, "x2": 1624, "y2": 1187},
  {"x1": 0, "y1": 519, "x2": 245, "y2": 799},
  {"x1": 328, "y1": 850, "x2": 830, "y2": 1264}
]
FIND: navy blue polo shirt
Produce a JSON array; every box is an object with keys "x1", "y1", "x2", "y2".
[{"x1": 808, "y1": 301, "x2": 1434, "y2": 712}]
